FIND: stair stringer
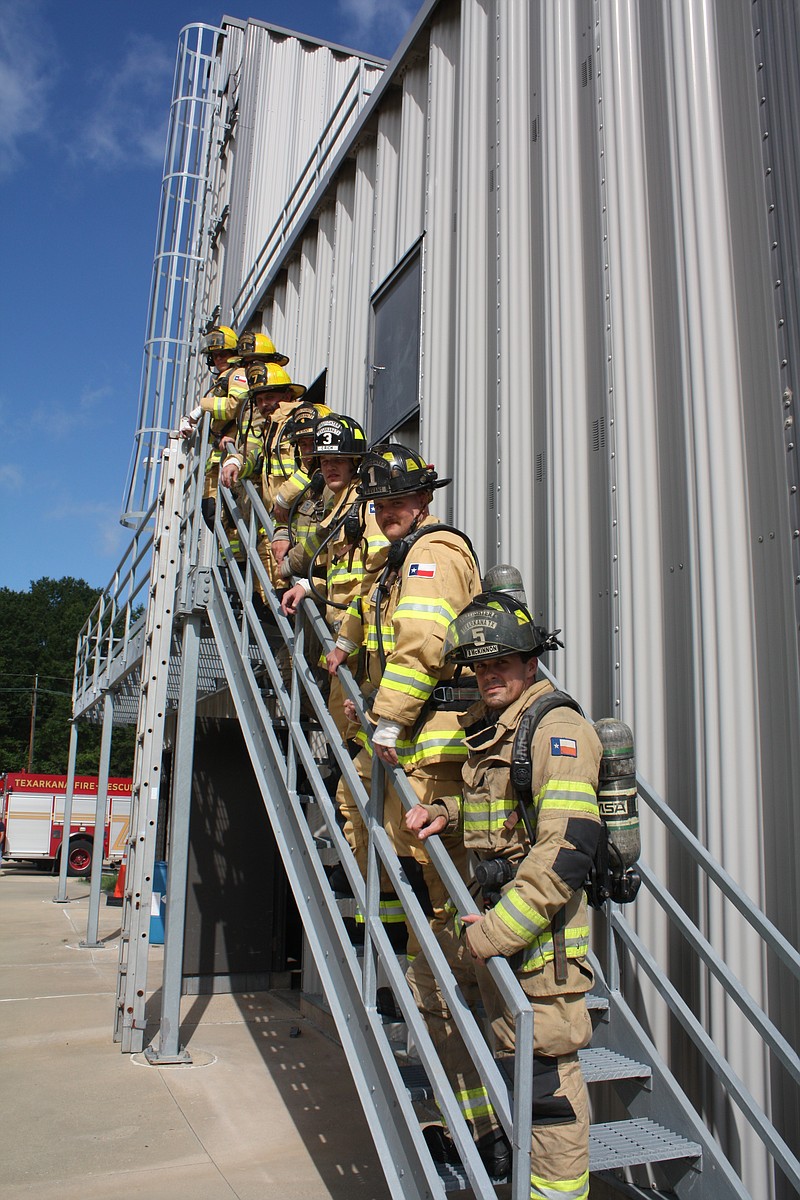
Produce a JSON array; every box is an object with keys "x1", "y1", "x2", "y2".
[
  {"x1": 588, "y1": 958, "x2": 750, "y2": 1199},
  {"x1": 206, "y1": 579, "x2": 456, "y2": 1200}
]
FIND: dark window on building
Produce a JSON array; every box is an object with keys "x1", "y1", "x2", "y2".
[{"x1": 368, "y1": 242, "x2": 422, "y2": 442}]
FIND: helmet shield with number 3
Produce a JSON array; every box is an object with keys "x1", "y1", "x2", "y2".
[
  {"x1": 314, "y1": 415, "x2": 367, "y2": 458},
  {"x1": 356, "y1": 444, "x2": 450, "y2": 500},
  {"x1": 443, "y1": 593, "x2": 553, "y2": 664}
]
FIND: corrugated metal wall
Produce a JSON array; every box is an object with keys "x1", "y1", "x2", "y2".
[{"x1": 207, "y1": 2, "x2": 800, "y2": 1192}]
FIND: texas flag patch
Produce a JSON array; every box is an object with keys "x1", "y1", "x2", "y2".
[
  {"x1": 551, "y1": 737, "x2": 578, "y2": 757},
  {"x1": 408, "y1": 562, "x2": 436, "y2": 578}
]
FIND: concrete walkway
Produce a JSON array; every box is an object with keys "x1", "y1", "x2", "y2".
[{"x1": 0, "y1": 864, "x2": 391, "y2": 1200}]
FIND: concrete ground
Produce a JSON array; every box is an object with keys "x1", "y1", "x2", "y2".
[{"x1": 0, "y1": 863, "x2": 392, "y2": 1200}]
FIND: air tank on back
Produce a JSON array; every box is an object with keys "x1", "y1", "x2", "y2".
[{"x1": 593, "y1": 717, "x2": 641, "y2": 875}]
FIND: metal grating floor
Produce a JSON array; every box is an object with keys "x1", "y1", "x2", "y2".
[
  {"x1": 589, "y1": 1118, "x2": 701, "y2": 1171},
  {"x1": 580, "y1": 1046, "x2": 651, "y2": 1083}
]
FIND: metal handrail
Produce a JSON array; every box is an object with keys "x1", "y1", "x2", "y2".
[{"x1": 212, "y1": 475, "x2": 535, "y2": 1198}]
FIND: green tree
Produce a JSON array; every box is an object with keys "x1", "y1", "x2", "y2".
[{"x1": 0, "y1": 577, "x2": 135, "y2": 777}]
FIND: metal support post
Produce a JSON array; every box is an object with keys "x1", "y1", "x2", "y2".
[
  {"x1": 54, "y1": 721, "x2": 80, "y2": 904},
  {"x1": 80, "y1": 692, "x2": 114, "y2": 948},
  {"x1": 146, "y1": 606, "x2": 204, "y2": 1064}
]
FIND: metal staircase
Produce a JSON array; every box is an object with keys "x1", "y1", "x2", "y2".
[{"x1": 70, "y1": 438, "x2": 800, "y2": 1200}]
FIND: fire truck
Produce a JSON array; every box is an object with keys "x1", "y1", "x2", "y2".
[{"x1": 0, "y1": 772, "x2": 132, "y2": 876}]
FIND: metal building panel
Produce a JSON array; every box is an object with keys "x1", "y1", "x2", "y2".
[
  {"x1": 453, "y1": 0, "x2": 492, "y2": 559},
  {"x1": 371, "y1": 100, "x2": 403, "y2": 290},
  {"x1": 283, "y1": 255, "x2": 303, "y2": 371},
  {"x1": 397, "y1": 60, "x2": 428, "y2": 260},
  {"x1": 294, "y1": 232, "x2": 323, "y2": 385},
  {"x1": 325, "y1": 166, "x2": 357, "y2": 414},
  {"x1": 495, "y1": 1, "x2": 535, "y2": 581},
  {"x1": 539, "y1": 1, "x2": 599, "y2": 704},
  {"x1": 312, "y1": 204, "x2": 337, "y2": 377},
  {"x1": 421, "y1": 3, "x2": 460, "y2": 490},
  {"x1": 344, "y1": 140, "x2": 378, "y2": 419}
]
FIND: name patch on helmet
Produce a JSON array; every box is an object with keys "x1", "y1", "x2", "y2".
[
  {"x1": 551, "y1": 737, "x2": 578, "y2": 758},
  {"x1": 409, "y1": 562, "x2": 436, "y2": 578}
]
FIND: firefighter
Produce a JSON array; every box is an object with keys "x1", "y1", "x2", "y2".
[
  {"x1": 404, "y1": 593, "x2": 601, "y2": 1195},
  {"x1": 280, "y1": 415, "x2": 389, "y2": 776},
  {"x1": 325, "y1": 445, "x2": 479, "y2": 951},
  {"x1": 271, "y1": 401, "x2": 333, "y2": 566},
  {"x1": 219, "y1": 361, "x2": 306, "y2": 595},
  {"x1": 177, "y1": 325, "x2": 249, "y2": 534}
]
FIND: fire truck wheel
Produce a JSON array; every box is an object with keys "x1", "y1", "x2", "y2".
[{"x1": 66, "y1": 838, "x2": 93, "y2": 877}]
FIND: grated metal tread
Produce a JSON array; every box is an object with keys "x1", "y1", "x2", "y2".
[
  {"x1": 589, "y1": 1118, "x2": 701, "y2": 1171},
  {"x1": 401, "y1": 1046, "x2": 650, "y2": 1101},
  {"x1": 586, "y1": 992, "x2": 609, "y2": 1012},
  {"x1": 579, "y1": 1046, "x2": 651, "y2": 1083},
  {"x1": 432, "y1": 1118, "x2": 701, "y2": 1190}
]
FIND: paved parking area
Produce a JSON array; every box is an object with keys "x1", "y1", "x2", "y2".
[{"x1": 0, "y1": 864, "x2": 391, "y2": 1199}]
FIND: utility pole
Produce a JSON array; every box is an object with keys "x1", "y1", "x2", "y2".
[{"x1": 27, "y1": 673, "x2": 38, "y2": 772}]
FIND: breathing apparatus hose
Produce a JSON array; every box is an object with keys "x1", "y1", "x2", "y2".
[{"x1": 304, "y1": 496, "x2": 366, "y2": 610}]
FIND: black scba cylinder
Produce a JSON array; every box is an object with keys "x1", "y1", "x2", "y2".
[{"x1": 593, "y1": 718, "x2": 641, "y2": 903}]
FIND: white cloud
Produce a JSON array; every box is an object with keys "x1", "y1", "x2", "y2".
[
  {"x1": 76, "y1": 33, "x2": 172, "y2": 169},
  {"x1": 0, "y1": 0, "x2": 56, "y2": 175},
  {"x1": 336, "y1": 0, "x2": 416, "y2": 55}
]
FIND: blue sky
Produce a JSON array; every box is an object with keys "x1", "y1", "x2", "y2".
[{"x1": 0, "y1": 0, "x2": 415, "y2": 594}]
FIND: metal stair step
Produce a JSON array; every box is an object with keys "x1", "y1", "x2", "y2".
[
  {"x1": 579, "y1": 1046, "x2": 651, "y2": 1084},
  {"x1": 431, "y1": 1118, "x2": 701, "y2": 1190},
  {"x1": 589, "y1": 1118, "x2": 701, "y2": 1171},
  {"x1": 401, "y1": 1045, "x2": 650, "y2": 1101},
  {"x1": 586, "y1": 991, "x2": 609, "y2": 1013}
]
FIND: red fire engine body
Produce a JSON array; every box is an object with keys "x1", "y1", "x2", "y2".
[{"x1": 0, "y1": 772, "x2": 132, "y2": 876}]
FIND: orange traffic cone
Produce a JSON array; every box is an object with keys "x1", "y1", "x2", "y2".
[{"x1": 106, "y1": 857, "x2": 126, "y2": 907}]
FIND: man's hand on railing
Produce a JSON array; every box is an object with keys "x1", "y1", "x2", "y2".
[
  {"x1": 405, "y1": 803, "x2": 447, "y2": 841},
  {"x1": 327, "y1": 646, "x2": 349, "y2": 675},
  {"x1": 461, "y1": 914, "x2": 489, "y2": 963},
  {"x1": 220, "y1": 458, "x2": 240, "y2": 488},
  {"x1": 272, "y1": 538, "x2": 290, "y2": 564},
  {"x1": 281, "y1": 583, "x2": 307, "y2": 615}
]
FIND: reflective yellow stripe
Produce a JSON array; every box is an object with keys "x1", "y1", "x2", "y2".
[
  {"x1": 381, "y1": 664, "x2": 437, "y2": 701},
  {"x1": 394, "y1": 595, "x2": 458, "y2": 629},
  {"x1": 463, "y1": 797, "x2": 515, "y2": 831},
  {"x1": 536, "y1": 778, "x2": 598, "y2": 816},
  {"x1": 520, "y1": 925, "x2": 590, "y2": 973},
  {"x1": 530, "y1": 1168, "x2": 589, "y2": 1200},
  {"x1": 455, "y1": 1086, "x2": 495, "y2": 1121},
  {"x1": 494, "y1": 888, "x2": 549, "y2": 941}
]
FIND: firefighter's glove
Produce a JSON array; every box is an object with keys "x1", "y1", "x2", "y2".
[
  {"x1": 372, "y1": 717, "x2": 401, "y2": 749},
  {"x1": 178, "y1": 406, "x2": 202, "y2": 438}
]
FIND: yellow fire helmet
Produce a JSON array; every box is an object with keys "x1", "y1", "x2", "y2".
[
  {"x1": 236, "y1": 330, "x2": 289, "y2": 366},
  {"x1": 202, "y1": 325, "x2": 238, "y2": 368},
  {"x1": 245, "y1": 360, "x2": 306, "y2": 400}
]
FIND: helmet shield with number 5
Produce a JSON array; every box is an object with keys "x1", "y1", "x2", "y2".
[
  {"x1": 356, "y1": 444, "x2": 450, "y2": 500},
  {"x1": 443, "y1": 593, "x2": 552, "y2": 664}
]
